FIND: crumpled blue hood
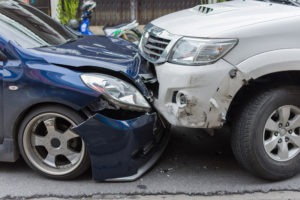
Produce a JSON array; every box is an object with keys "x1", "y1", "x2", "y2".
[
  {"x1": 31, "y1": 35, "x2": 143, "y2": 79},
  {"x1": 11, "y1": 35, "x2": 152, "y2": 97}
]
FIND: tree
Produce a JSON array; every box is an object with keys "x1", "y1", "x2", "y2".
[{"x1": 57, "y1": 0, "x2": 79, "y2": 24}]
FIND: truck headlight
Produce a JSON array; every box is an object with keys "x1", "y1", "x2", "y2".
[
  {"x1": 169, "y1": 37, "x2": 237, "y2": 65},
  {"x1": 81, "y1": 73, "x2": 151, "y2": 112}
]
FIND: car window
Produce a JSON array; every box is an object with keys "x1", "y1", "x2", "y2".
[{"x1": 0, "y1": 1, "x2": 78, "y2": 49}]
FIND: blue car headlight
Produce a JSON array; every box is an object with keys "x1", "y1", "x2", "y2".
[{"x1": 81, "y1": 73, "x2": 151, "y2": 112}]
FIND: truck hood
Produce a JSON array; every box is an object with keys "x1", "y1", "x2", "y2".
[
  {"x1": 30, "y1": 36, "x2": 144, "y2": 79},
  {"x1": 151, "y1": 0, "x2": 300, "y2": 37}
]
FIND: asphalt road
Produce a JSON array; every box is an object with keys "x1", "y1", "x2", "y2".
[{"x1": 1, "y1": 127, "x2": 300, "y2": 199}]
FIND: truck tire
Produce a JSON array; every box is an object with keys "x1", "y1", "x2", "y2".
[{"x1": 231, "y1": 86, "x2": 300, "y2": 180}]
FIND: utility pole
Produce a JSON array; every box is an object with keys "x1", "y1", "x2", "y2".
[{"x1": 130, "y1": 0, "x2": 138, "y2": 21}]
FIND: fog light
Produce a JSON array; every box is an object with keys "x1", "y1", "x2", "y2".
[{"x1": 176, "y1": 92, "x2": 188, "y2": 107}]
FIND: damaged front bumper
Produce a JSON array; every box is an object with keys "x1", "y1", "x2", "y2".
[
  {"x1": 153, "y1": 59, "x2": 244, "y2": 128},
  {"x1": 72, "y1": 112, "x2": 170, "y2": 181}
]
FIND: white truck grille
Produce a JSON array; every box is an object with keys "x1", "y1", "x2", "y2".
[
  {"x1": 142, "y1": 34, "x2": 171, "y2": 61},
  {"x1": 139, "y1": 24, "x2": 181, "y2": 64}
]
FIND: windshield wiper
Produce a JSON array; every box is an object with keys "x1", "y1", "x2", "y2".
[
  {"x1": 64, "y1": 38, "x2": 78, "y2": 44},
  {"x1": 64, "y1": 34, "x2": 84, "y2": 44}
]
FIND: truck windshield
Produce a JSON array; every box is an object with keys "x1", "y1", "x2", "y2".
[
  {"x1": 257, "y1": 0, "x2": 300, "y2": 6},
  {"x1": 0, "y1": 1, "x2": 78, "y2": 49}
]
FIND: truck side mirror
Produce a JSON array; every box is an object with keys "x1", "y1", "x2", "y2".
[{"x1": 0, "y1": 51, "x2": 7, "y2": 62}]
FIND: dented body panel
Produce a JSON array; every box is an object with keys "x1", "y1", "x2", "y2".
[
  {"x1": 73, "y1": 113, "x2": 169, "y2": 181},
  {"x1": 153, "y1": 60, "x2": 245, "y2": 128}
]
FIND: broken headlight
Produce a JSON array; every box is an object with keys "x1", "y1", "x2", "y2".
[
  {"x1": 81, "y1": 73, "x2": 151, "y2": 112},
  {"x1": 169, "y1": 37, "x2": 237, "y2": 65}
]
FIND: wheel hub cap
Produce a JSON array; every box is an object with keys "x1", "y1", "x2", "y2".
[
  {"x1": 51, "y1": 138, "x2": 61, "y2": 148},
  {"x1": 263, "y1": 105, "x2": 300, "y2": 162},
  {"x1": 279, "y1": 128, "x2": 287, "y2": 136}
]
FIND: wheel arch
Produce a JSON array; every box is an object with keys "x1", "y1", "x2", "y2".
[
  {"x1": 226, "y1": 49, "x2": 300, "y2": 122},
  {"x1": 235, "y1": 49, "x2": 300, "y2": 79},
  {"x1": 226, "y1": 70, "x2": 300, "y2": 123}
]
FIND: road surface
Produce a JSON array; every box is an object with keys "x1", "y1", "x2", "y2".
[{"x1": 1, "y1": 127, "x2": 300, "y2": 199}]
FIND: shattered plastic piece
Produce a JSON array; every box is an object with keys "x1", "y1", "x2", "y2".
[
  {"x1": 160, "y1": 168, "x2": 174, "y2": 174},
  {"x1": 137, "y1": 185, "x2": 147, "y2": 190}
]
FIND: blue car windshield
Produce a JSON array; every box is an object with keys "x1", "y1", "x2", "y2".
[{"x1": 0, "y1": 1, "x2": 78, "y2": 48}]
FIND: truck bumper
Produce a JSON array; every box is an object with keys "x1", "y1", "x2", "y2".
[{"x1": 153, "y1": 59, "x2": 241, "y2": 128}]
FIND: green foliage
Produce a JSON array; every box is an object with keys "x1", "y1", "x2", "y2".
[{"x1": 57, "y1": 0, "x2": 80, "y2": 25}]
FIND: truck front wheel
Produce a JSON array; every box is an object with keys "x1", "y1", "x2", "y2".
[{"x1": 231, "y1": 86, "x2": 300, "y2": 180}]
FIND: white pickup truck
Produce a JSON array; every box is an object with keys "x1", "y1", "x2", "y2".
[{"x1": 139, "y1": 0, "x2": 300, "y2": 180}]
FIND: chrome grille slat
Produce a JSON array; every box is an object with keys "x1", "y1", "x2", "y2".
[
  {"x1": 143, "y1": 47, "x2": 162, "y2": 57},
  {"x1": 145, "y1": 43, "x2": 165, "y2": 51},
  {"x1": 147, "y1": 37, "x2": 170, "y2": 45}
]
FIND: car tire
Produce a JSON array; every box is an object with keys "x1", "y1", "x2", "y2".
[
  {"x1": 231, "y1": 86, "x2": 300, "y2": 180},
  {"x1": 18, "y1": 105, "x2": 90, "y2": 180}
]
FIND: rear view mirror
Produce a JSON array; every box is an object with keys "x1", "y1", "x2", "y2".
[{"x1": 0, "y1": 51, "x2": 7, "y2": 62}]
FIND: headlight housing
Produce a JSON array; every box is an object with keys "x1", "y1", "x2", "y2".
[
  {"x1": 81, "y1": 73, "x2": 151, "y2": 112},
  {"x1": 169, "y1": 37, "x2": 237, "y2": 65}
]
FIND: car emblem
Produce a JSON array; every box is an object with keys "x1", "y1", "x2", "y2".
[{"x1": 150, "y1": 26, "x2": 163, "y2": 35}]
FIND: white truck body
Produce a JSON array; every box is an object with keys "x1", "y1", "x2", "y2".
[
  {"x1": 139, "y1": 0, "x2": 300, "y2": 180},
  {"x1": 139, "y1": 0, "x2": 300, "y2": 128}
]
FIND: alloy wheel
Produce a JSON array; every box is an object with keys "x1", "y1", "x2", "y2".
[
  {"x1": 263, "y1": 105, "x2": 300, "y2": 162},
  {"x1": 22, "y1": 113, "x2": 86, "y2": 176}
]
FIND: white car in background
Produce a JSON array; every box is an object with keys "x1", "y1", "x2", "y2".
[{"x1": 139, "y1": 0, "x2": 300, "y2": 180}]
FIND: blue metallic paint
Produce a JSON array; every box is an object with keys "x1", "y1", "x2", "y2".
[
  {"x1": 73, "y1": 113, "x2": 168, "y2": 181},
  {"x1": 0, "y1": 32, "x2": 167, "y2": 180},
  {"x1": 1, "y1": 45, "x2": 98, "y2": 143},
  {"x1": 30, "y1": 36, "x2": 150, "y2": 97}
]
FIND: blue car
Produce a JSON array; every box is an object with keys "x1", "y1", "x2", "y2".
[{"x1": 0, "y1": 0, "x2": 169, "y2": 181}]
